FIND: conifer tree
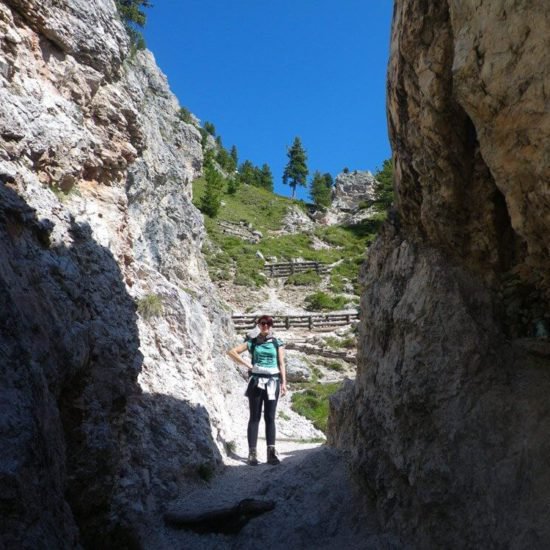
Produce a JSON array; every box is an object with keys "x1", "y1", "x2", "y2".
[
  {"x1": 310, "y1": 171, "x2": 333, "y2": 208},
  {"x1": 237, "y1": 160, "x2": 258, "y2": 187},
  {"x1": 283, "y1": 137, "x2": 308, "y2": 198},
  {"x1": 216, "y1": 147, "x2": 236, "y2": 173},
  {"x1": 259, "y1": 164, "x2": 274, "y2": 192},
  {"x1": 227, "y1": 176, "x2": 240, "y2": 194},
  {"x1": 116, "y1": 0, "x2": 151, "y2": 49},
  {"x1": 230, "y1": 145, "x2": 238, "y2": 167},
  {"x1": 203, "y1": 121, "x2": 216, "y2": 136},
  {"x1": 372, "y1": 158, "x2": 394, "y2": 212},
  {"x1": 199, "y1": 165, "x2": 224, "y2": 217}
]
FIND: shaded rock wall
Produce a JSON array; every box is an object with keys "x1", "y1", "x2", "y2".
[
  {"x1": 329, "y1": 1, "x2": 550, "y2": 547},
  {"x1": 0, "y1": 1, "x2": 246, "y2": 546}
]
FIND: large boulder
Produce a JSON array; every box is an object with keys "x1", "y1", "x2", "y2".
[{"x1": 285, "y1": 352, "x2": 312, "y2": 382}]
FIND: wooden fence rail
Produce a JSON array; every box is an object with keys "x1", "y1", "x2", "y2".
[
  {"x1": 232, "y1": 312, "x2": 359, "y2": 330},
  {"x1": 264, "y1": 261, "x2": 330, "y2": 277}
]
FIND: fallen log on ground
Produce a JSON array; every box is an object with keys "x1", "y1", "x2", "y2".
[{"x1": 164, "y1": 498, "x2": 276, "y2": 534}]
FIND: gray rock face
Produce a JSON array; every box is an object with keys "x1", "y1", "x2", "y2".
[
  {"x1": 5, "y1": 0, "x2": 129, "y2": 77},
  {"x1": 331, "y1": 170, "x2": 376, "y2": 212},
  {"x1": 0, "y1": 1, "x2": 245, "y2": 547},
  {"x1": 329, "y1": 1, "x2": 550, "y2": 548},
  {"x1": 281, "y1": 204, "x2": 315, "y2": 233},
  {"x1": 285, "y1": 352, "x2": 312, "y2": 382},
  {"x1": 125, "y1": 50, "x2": 205, "y2": 285},
  {"x1": 313, "y1": 170, "x2": 378, "y2": 226}
]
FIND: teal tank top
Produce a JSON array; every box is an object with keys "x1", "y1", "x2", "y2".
[{"x1": 247, "y1": 336, "x2": 284, "y2": 370}]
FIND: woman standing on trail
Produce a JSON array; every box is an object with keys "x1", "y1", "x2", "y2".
[{"x1": 227, "y1": 315, "x2": 287, "y2": 466}]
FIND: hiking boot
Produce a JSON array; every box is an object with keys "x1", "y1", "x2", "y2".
[
  {"x1": 267, "y1": 445, "x2": 280, "y2": 465},
  {"x1": 248, "y1": 448, "x2": 259, "y2": 466}
]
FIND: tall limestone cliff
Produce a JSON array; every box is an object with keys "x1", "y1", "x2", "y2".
[
  {"x1": 0, "y1": 0, "x2": 245, "y2": 546},
  {"x1": 329, "y1": 1, "x2": 550, "y2": 548}
]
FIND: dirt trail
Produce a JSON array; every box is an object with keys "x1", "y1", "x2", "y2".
[
  {"x1": 147, "y1": 439, "x2": 398, "y2": 549},
  {"x1": 142, "y1": 276, "x2": 391, "y2": 549}
]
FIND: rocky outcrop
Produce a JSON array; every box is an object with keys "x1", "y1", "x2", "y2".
[
  {"x1": 281, "y1": 204, "x2": 315, "y2": 233},
  {"x1": 331, "y1": 170, "x2": 376, "y2": 212},
  {"x1": 312, "y1": 170, "x2": 378, "y2": 226},
  {"x1": 329, "y1": 1, "x2": 550, "y2": 548},
  {"x1": 0, "y1": 1, "x2": 246, "y2": 547}
]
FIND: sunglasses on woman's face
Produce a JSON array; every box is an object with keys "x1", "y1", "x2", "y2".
[{"x1": 259, "y1": 321, "x2": 272, "y2": 326}]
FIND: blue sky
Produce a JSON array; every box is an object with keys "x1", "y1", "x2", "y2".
[{"x1": 143, "y1": 1, "x2": 393, "y2": 200}]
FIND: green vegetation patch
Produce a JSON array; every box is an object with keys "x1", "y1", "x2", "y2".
[
  {"x1": 304, "y1": 291, "x2": 349, "y2": 311},
  {"x1": 193, "y1": 171, "x2": 384, "y2": 294},
  {"x1": 291, "y1": 382, "x2": 341, "y2": 433},
  {"x1": 224, "y1": 440, "x2": 236, "y2": 455},
  {"x1": 197, "y1": 462, "x2": 215, "y2": 482},
  {"x1": 278, "y1": 410, "x2": 291, "y2": 421},
  {"x1": 194, "y1": 177, "x2": 293, "y2": 233},
  {"x1": 284, "y1": 269, "x2": 322, "y2": 286},
  {"x1": 325, "y1": 361, "x2": 345, "y2": 372},
  {"x1": 323, "y1": 336, "x2": 356, "y2": 349},
  {"x1": 137, "y1": 294, "x2": 163, "y2": 319},
  {"x1": 259, "y1": 233, "x2": 339, "y2": 264}
]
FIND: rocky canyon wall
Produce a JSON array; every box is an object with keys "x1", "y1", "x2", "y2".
[
  {"x1": 329, "y1": 1, "x2": 550, "y2": 548},
  {"x1": 0, "y1": 1, "x2": 245, "y2": 547}
]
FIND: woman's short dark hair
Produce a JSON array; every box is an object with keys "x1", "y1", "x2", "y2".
[{"x1": 257, "y1": 315, "x2": 273, "y2": 326}]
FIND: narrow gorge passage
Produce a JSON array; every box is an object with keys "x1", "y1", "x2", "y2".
[
  {"x1": 2, "y1": 0, "x2": 548, "y2": 548},
  {"x1": 151, "y1": 266, "x2": 372, "y2": 548}
]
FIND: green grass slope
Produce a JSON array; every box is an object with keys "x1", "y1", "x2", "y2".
[{"x1": 193, "y1": 178, "x2": 383, "y2": 304}]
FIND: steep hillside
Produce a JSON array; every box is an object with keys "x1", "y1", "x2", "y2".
[{"x1": 193, "y1": 177, "x2": 382, "y2": 313}]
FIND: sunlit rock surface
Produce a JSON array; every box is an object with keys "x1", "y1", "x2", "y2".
[
  {"x1": 312, "y1": 169, "x2": 378, "y2": 226},
  {"x1": 329, "y1": 1, "x2": 550, "y2": 547},
  {"x1": 0, "y1": 1, "x2": 244, "y2": 546}
]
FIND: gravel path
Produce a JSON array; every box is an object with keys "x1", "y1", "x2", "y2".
[
  {"x1": 146, "y1": 441, "x2": 401, "y2": 550},
  {"x1": 140, "y1": 276, "x2": 399, "y2": 548},
  {"x1": 141, "y1": 376, "x2": 401, "y2": 549}
]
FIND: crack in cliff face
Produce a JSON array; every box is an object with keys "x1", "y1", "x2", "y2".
[{"x1": 387, "y1": 0, "x2": 547, "y2": 337}]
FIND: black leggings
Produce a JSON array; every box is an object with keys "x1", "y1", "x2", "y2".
[{"x1": 247, "y1": 382, "x2": 280, "y2": 448}]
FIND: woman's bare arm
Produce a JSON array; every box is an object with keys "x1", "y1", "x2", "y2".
[
  {"x1": 227, "y1": 342, "x2": 253, "y2": 370},
  {"x1": 278, "y1": 347, "x2": 287, "y2": 396}
]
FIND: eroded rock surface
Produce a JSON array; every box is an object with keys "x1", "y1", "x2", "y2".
[
  {"x1": 329, "y1": 1, "x2": 550, "y2": 547},
  {"x1": 0, "y1": 1, "x2": 246, "y2": 546},
  {"x1": 332, "y1": 170, "x2": 376, "y2": 212}
]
